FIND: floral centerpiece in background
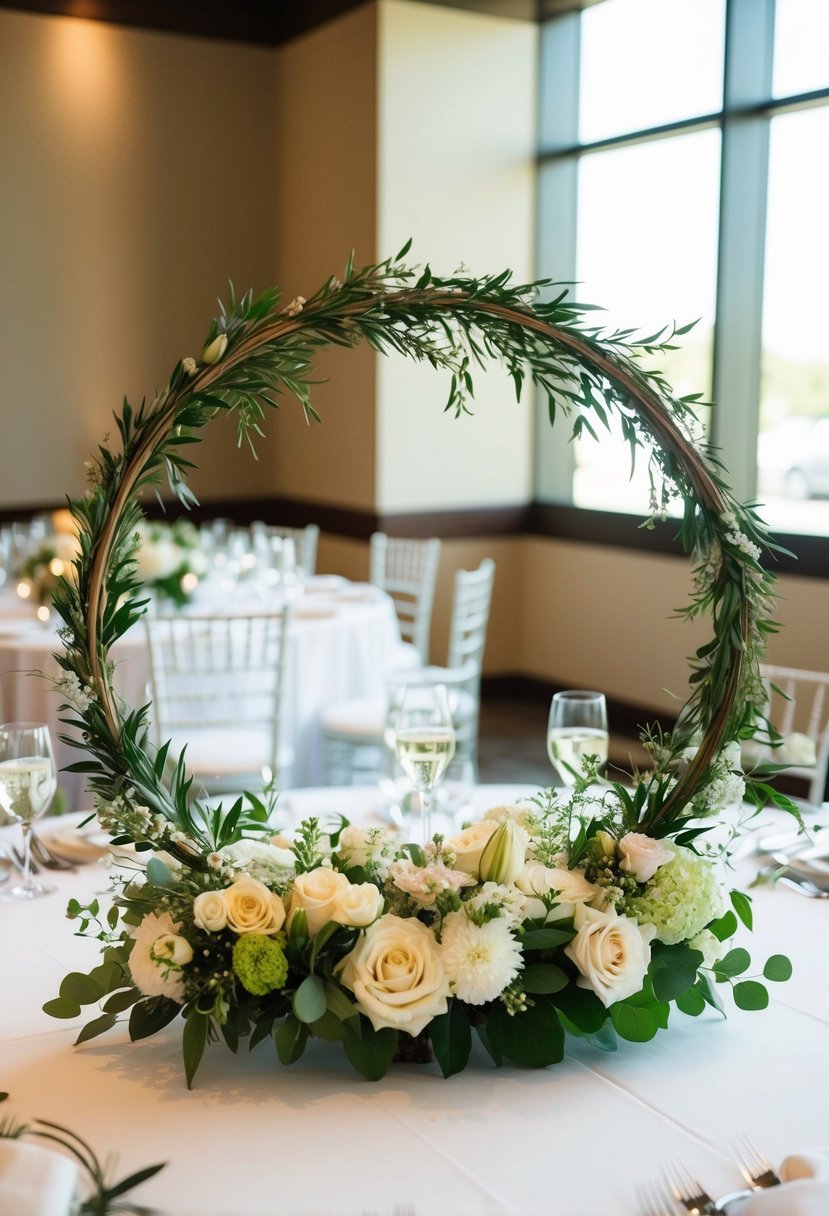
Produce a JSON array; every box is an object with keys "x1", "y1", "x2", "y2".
[
  {"x1": 43, "y1": 249, "x2": 800, "y2": 1083},
  {"x1": 134, "y1": 519, "x2": 207, "y2": 606}
]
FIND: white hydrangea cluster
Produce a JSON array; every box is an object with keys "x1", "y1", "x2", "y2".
[{"x1": 624, "y1": 842, "x2": 723, "y2": 945}]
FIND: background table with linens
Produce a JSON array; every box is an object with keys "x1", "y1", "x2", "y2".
[
  {"x1": 0, "y1": 579, "x2": 401, "y2": 807},
  {"x1": 1, "y1": 785, "x2": 827, "y2": 1216}
]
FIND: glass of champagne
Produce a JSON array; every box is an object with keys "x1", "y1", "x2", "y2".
[
  {"x1": 393, "y1": 683, "x2": 456, "y2": 845},
  {"x1": 547, "y1": 691, "x2": 609, "y2": 788},
  {"x1": 0, "y1": 722, "x2": 58, "y2": 899}
]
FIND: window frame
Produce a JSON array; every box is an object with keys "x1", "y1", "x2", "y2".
[{"x1": 536, "y1": 0, "x2": 829, "y2": 578}]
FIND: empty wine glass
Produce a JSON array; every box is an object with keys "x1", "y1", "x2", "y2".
[
  {"x1": 393, "y1": 684, "x2": 456, "y2": 845},
  {"x1": 0, "y1": 722, "x2": 58, "y2": 899},
  {"x1": 547, "y1": 690, "x2": 608, "y2": 788}
]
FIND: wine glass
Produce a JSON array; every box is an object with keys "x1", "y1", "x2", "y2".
[
  {"x1": 547, "y1": 691, "x2": 608, "y2": 788},
  {"x1": 0, "y1": 722, "x2": 58, "y2": 899},
  {"x1": 393, "y1": 683, "x2": 456, "y2": 844}
]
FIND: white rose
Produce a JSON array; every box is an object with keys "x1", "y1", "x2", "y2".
[
  {"x1": 193, "y1": 889, "x2": 228, "y2": 932},
  {"x1": 220, "y1": 839, "x2": 295, "y2": 883},
  {"x1": 516, "y1": 860, "x2": 600, "y2": 921},
  {"x1": 444, "y1": 820, "x2": 498, "y2": 876},
  {"x1": 482, "y1": 803, "x2": 535, "y2": 828},
  {"x1": 333, "y1": 882, "x2": 384, "y2": 928},
  {"x1": 152, "y1": 932, "x2": 193, "y2": 968},
  {"x1": 564, "y1": 903, "x2": 656, "y2": 1008},
  {"x1": 618, "y1": 832, "x2": 673, "y2": 883},
  {"x1": 289, "y1": 867, "x2": 350, "y2": 936},
  {"x1": 338, "y1": 914, "x2": 449, "y2": 1035},
  {"x1": 224, "y1": 875, "x2": 285, "y2": 936},
  {"x1": 337, "y1": 824, "x2": 394, "y2": 870}
]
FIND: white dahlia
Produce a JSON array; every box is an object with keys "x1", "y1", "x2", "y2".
[{"x1": 440, "y1": 911, "x2": 522, "y2": 1006}]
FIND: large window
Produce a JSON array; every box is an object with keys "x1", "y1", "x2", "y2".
[{"x1": 538, "y1": 0, "x2": 829, "y2": 539}]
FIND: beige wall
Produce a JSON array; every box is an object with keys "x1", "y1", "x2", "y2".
[
  {"x1": 0, "y1": 9, "x2": 279, "y2": 506},
  {"x1": 1, "y1": 2, "x2": 825, "y2": 707},
  {"x1": 376, "y1": 1, "x2": 537, "y2": 511}
]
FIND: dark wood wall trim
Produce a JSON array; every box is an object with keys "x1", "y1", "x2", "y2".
[
  {"x1": 4, "y1": 496, "x2": 826, "y2": 579},
  {"x1": 482, "y1": 673, "x2": 676, "y2": 739},
  {"x1": 0, "y1": 0, "x2": 370, "y2": 46}
]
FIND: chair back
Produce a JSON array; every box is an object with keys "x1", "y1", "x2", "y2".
[
  {"x1": 758, "y1": 663, "x2": 829, "y2": 805},
  {"x1": 252, "y1": 523, "x2": 319, "y2": 579},
  {"x1": 448, "y1": 558, "x2": 495, "y2": 685},
  {"x1": 369, "y1": 533, "x2": 441, "y2": 664},
  {"x1": 145, "y1": 611, "x2": 290, "y2": 787}
]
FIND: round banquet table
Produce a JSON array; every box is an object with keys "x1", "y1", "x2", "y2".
[
  {"x1": 0, "y1": 580, "x2": 402, "y2": 809},
  {"x1": 0, "y1": 785, "x2": 827, "y2": 1216}
]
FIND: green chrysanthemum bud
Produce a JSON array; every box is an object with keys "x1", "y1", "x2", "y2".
[{"x1": 232, "y1": 933, "x2": 288, "y2": 996}]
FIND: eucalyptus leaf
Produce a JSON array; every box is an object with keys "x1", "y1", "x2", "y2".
[
  {"x1": 274, "y1": 1016, "x2": 309, "y2": 1065},
  {"x1": 293, "y1": 975, "x2": 327, "y2": 1025},
  {"x1": 429, "y1": 1001, "x2": 472, "y2": 1078},
  {"x1": 732, "y1": 980, "x2": 769, "y2": 1011},
  {"x1": 762, "y1": 954, "x2": 793, "y2": 982}
]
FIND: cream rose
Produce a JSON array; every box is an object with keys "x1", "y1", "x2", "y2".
[
  {"x1": 333, "y1": 882, "x2": 384, "y2": 928},
  {"x1": 618, "y1": 832, "x2": 673, "y2": 883},
  {"x1": 289, "y1": 867, "x2": 350, "y2": 936},
  {"x1": 224, "y1": 875, "x2": 285, "y2": 936},
  {"x1": 444, "y1": 820, "x2": 498, "y2": 877},
  {"x1": 338, "y1": 914, "x2": 449, "y2": 1035},
  {"x1": 516, "y1": 860, "x2": 600, "y2": 921},
  {"x1": 564, "y1": 903, "x2": 656, "y2": 1008},
  {"x1": 193, "y1": 890, "x2": 228, "y2": 933}
]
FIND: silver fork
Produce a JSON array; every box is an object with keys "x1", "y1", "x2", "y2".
[
  {"x1": 665, "y1": 1160, "x2": 718, "y2": 1215},
  {"x1": 30, "y1": 829, "x2": 76, "y2": 871},
  {"x1": 733, "y1": 1136, "x2": 781, "y2": 1190},
  {"x1": 638, "y1": 1180, "x2": 680, "y2": 1216}
]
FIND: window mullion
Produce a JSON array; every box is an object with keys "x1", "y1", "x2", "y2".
[{"x1": 711, "y1": 0, "x2": 775, "y2": 501}]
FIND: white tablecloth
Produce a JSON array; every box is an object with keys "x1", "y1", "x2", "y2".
[
  {"x1": 0, "y1": 583, "x2": 401, "y2": 808},
  {"x1": 1, "y1": 786, "x2": 827, "y2": 1216}
]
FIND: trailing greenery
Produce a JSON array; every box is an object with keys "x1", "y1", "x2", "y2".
[{"x1": 46, "y1": 243, "x2": 790, "y2": 859}]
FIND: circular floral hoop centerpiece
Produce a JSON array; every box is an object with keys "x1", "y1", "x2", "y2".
[{"x1": 46, "y1": 247, "x2": 796, "y2": 1084}]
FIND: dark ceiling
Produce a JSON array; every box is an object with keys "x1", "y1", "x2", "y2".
[{"x1": 0, "y1": 0, "x2": 596, "y2": 45}]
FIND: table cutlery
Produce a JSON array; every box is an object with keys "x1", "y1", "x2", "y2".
[
  {"x1": 639, "y1": 1180, "x2": 680, "y2": 1215},
  {"x1": 733, "y1": 1137, "x2": 781, "y2": 1190},
  {"x1": 666, "y1": 1160, "x2": 718, "y2": 1215},
  {"x1": 759, "y1": 865, "x2": 829, "y2": 899},
  {"x1": 11, "y1": 845, "x2": 39, "y2": 874},
  {"x1": 30, "y1": 829, "x2": 76, "y2": 871}
]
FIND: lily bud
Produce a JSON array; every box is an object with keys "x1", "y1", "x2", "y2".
[
  {"x1": 479, "y1": 819, "x2": 528, "y2": 885},
  {"x1": 201, "y1": 333, "x2": 228, "y2": 365}
]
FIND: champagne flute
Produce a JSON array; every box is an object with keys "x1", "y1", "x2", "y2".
[
  {"x1": 547, "y1": 691, "x2": 608, "y2": 788},
  {"x1": 0, "y1": 722, "x2": 58, "y2": 899},
  {"x1": 393, "y1": 684, "x2": 456, "y2": 845}
]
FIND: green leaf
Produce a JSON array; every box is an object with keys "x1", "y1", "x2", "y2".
[
  {"x1": 708, "y1": 910, "x2": 738, "y2": 942},
  {"x1": 733, "y1": 980, "x2": 769, "y2": 1011},
  {"x1": 75, "y1": 1013, "x2": 117, "y2": 1045},
  {"x1": 59, "y1": 973, "x2": 104, "y2": 1006},
  {"x1": 429, "y1": 1000, "x2": 472, "y2": 1078},
  {"x1": 308, "y1": 1011, "x2": 346, "y2": 1042},
  {"x1": 521, "y1": 926, "x2": 575, "y2": 951},
  {"x1": 583, "y1": 1022, "x2": 618, "y2": 1052},
  {"x1": 145, "y1": 857, "x2": 175, "y2": 888},
  {"x1": 762, "y1": 954, "x2": 793, "y2": 982},
  {"x1": 730, "y1": 890, "x2": 754, "y2": 931},
  {"x1": 475, "y1": 1020, "x2": 503, "y2": 1068},
  {"x1": 551, "y1": 986, "x2": 607, "y2": 1034},
  {"x1": 102, "y1": 988, "x2": 141, "y2": 1014},
  {"x1": 340, "y1": 1017, "x2": 398, "y2": 1081},
  {"x1": 88, "y1": 961, "x2": 123, "y2": 993},
  {"x1": 129, "y1": 997, "x2": 180, "y2": 1041},
  {"x1": 713, "y1": 947, "x2": 751, "y2": 981},
  {"x1": 521, "y1": 963, "x2": 569, "y2": 995},
  {"x1": 293, "y1": 975, "x2": 327, "y2": 1024},
  {"x1": 486, "y1": 997, "x2": 565, "y2": 1067},
  {"x1": 100, "y1": 1163, "x2": 166, "y2": 1203},
  {"x1": 649, "y1": 945, "x2": 703, "y2": 1003},
  {"x1": 182, "y1": 1010, "x2": 209, "y2": 1089},
  {"x1": 323, "y1": 981, "x2": 360, "y2": 1023},
  {"x1": 610, "y1": 1002, "x2": 661, "y2": 1043},
  {"x1": 274, "y1": 1015, "x2": 309, "y2": 1065},
  {"x1": 675, "y1": 987, "x2": 707, "y2": 1017},
  {"x1": 42, "y1": 997, "x2": 82, "y2": 1020}
]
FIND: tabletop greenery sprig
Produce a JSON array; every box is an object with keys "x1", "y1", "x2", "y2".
[{"x1": 43, "y1": 245, "x2": 798, "y2": 1082}]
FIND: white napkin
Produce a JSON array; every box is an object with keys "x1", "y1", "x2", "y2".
[
  {"x1": 0, "y1": 1139, "x2": 78, "y2": 1216},
  {"x1": 738, "y1": 1151, "x2": 829, "y2": 1215}
]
